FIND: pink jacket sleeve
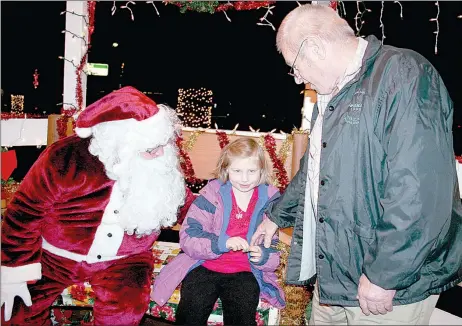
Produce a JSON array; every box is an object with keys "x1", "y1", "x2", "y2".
[{"x1": 179, "y1": 193, "x2": 229, "y2": 261}]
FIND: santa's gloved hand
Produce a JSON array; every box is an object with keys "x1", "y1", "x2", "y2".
[{"x1": 1, "y1": 282, "x2": 32, "y2": 321}]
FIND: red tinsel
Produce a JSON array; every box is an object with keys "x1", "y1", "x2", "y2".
[
  {"x1": 216, "y1": 130, "x2": 230, "y2": 149},
  {"x1": 216, "y1": 1, "x2": 275, "y2": 12},
  {"x1": 456, "y1": 156, "x2": 462, "y2": 164},
  {"x1": 1, "y1": 113, "x2": 47, "y2": 120},
  {"x1": 176, "y1": 135, "x2": 203, "y2": 185},
  {"x1": 32, "y1": 69, "x2": 39, "y2": 89},
  {"x1": 75, "y1": 1, "x2": 96, "y2": 113},
  {"x1": 264, "y1": 134, "x2": 289, "y2": 193},
  {"x1": 329, "y1": 1, "x2": 338, "y2": 10},
  {"x1": 57, "y1": 107, "x2": 77, "y2": 140}
]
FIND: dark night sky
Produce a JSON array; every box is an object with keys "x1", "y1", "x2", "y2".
[{"x1": 1, "y1": 1, "x2": 462, "y2": 178}]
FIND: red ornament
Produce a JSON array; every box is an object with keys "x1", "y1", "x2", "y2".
[{"x1": 32, "y1": 69, "x2": 39, "y2": 89}]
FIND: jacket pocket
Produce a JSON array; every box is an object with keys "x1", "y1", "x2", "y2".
[{"x1": 352, "y1": 222, "x2": 375, "y2": 245}]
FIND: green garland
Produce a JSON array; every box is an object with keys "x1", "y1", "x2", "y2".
[{"x1": 168, "y1": 1, "x2": 219, "y2": 14}]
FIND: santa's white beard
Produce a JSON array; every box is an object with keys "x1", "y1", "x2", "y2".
[{"x1": 103, "y1": 144, "x2": 186, "y2": 236}]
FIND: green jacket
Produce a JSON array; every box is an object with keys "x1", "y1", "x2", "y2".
[{"x1": 267, "y1": 35, "x2": 462, "y2": 306}]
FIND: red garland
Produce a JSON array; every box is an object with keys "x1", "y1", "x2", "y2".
[
  {"x1": 215, "y1": 130, "x2": 230, "y2": 149},
  {"x1": 1, "y1": 113, "x2": 47, "y2": 120},
  {"x1": 75, "y1": 1, "x2": 96, "y2": 112},
  {"x1": 329, "y1": 1, "x2": 338, "y2": 10},
  {"x1": 57, "y1": 107, "x2": 77, "y2": 140},
  {"x1": 59, "y1": 1, "x2": 96, "y2": 139},
  {"x1": 176, "y1": 135, "x2": 203, "y2": 185},
  {"x1": 264, "y1": 134, "x2": 289, "y2": 193},
  {"x1": 216, "y1": 1, "x2": 275, "y2": 12},
  {"x1": 32, "y1": 69, "x2": 39, "y2": 89}
]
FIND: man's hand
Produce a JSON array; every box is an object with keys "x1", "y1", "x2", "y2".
[
  {"x1": 248, "y1": 246, "x2": 262, "y2": 263},
  {"x1": 1, "y1": 282, "x2": 32, "y2": 321},
  {"x1": 356, "y1": 274, "x2": 396, "y2": 316},
  {"x1": 226, "y1": 237, "x2": 249, "y2": 252},
  {"x1": 250, "y1": 219, "x2": 278, "y2": 248}
]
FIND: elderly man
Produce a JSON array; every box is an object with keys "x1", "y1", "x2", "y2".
[
  {"x1": 1, "y1": 87, "x2": 195, "y2": 325},
  {"x1": 251, "y1": 4, "x2": 462, "y2": 325}
]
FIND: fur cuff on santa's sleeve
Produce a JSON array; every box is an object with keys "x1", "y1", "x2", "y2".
[{"x1": 1, "y1": 263, "x2": 42, "y2": 284}]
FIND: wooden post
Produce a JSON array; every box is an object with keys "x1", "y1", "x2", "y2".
[
  {"x1": 301, "y1": 83, "x2": 317, "y2": 131},
  {"x1": 62, "y1": 1, "x2": 88, "y2": 110}
]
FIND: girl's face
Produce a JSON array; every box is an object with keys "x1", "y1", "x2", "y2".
[{"x1": 227, "y1": 156, "x2": 262, "y2": 194}]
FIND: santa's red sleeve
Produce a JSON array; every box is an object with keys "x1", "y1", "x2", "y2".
[
  {"x1": 177, "y1": 186, "x2": 196, "y2": 225},
  {"x1": 1, "y1": 144, "x2": 63, "y2": 284}
]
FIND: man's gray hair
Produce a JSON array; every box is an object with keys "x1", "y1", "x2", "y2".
[{"x1": 276, "y1": 4, "x2": 355, "y2": 55}]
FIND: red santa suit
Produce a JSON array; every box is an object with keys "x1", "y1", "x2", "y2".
[{"x1": 1, "y1": 87, "x2": 195, "y2": 325}]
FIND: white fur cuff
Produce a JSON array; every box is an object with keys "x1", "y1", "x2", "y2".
[
  {"x1": 1, "y1": 263, "x2": 42, "y2": 284},
  {"x1": 75, "y1": 127, "x2": 92, "y2": 138}
]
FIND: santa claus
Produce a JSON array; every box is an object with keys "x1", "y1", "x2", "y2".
[{"x1": 1, "y1": 86, "x2": 195, "y2": 325}]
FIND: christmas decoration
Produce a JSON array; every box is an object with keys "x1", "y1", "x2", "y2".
[
  {"x1": 1, "y1": 148, "x2": 17, "y2": 182},
  {"x1": 10, "y1": 95, "x2": 24, "y2": 114},
  {"x1": 215, "y1": 130, "x2": 230, "y2": 149},
  {"x1": 59, "y1": 1, "x2": 96, "y2": 114},
  {"x1": 176, "y1": 88, "x2": 213, "y2": 128},
  {"x1": 33, "y1": 69, "x2": 40, "y2": 89},
  {"x1": 264, "y1": 134, "x2": 289, "y2": 192},
  {"x1": 430, "y1": 1, "x2": 440, "y2": 54},
  {"x1": 167, "y1": 1, "x2": 219, "y2": 14},
  {"x1": 1, "y1": 112, "x2": 46, "y2": 120},
  {"x1": 183, "y1": 129, "x2": 205, "y2": 152},
  {"x1": 176, "y1": 134, "x2": 204, "y2": 186}
]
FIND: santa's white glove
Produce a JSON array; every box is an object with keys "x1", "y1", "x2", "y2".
[{"x1": 1, "y1": 282, "x2": 32, "y2": 321}]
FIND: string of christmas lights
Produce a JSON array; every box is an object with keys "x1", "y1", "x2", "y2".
[
  {"x1": 176, "y1": 88, "x2": 213, "y2": 128},
  {"x1": 353, "y1": 1, "x2": 372, "y2": 38},
  {"x1": 11, "y1": 95, "x2": 25, "y2": 114},
  {"x1": 379, "y1": 1, "x2": 385, "y2": 44},
  {"x1": 430, "y1": 1, "x2": 440, "y2": 55}
]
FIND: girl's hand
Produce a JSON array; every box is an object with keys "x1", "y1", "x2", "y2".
[
  {"x1": 248, "y1": 245, "x2": 262, "y2": 263},
  {"x1": 226, "y1": 237, "x2": 249, "y2": 252}
]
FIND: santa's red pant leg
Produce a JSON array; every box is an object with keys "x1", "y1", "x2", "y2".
[
  {"x1": 90, "y1": 251, "x2": 154, "y2": 325},
  {"x1": 2, "y1": 250, "x2": 154, "y2": 325}
]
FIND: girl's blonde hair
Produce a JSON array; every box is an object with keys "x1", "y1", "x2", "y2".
[{"x1": 214, "y1": 137, "x2": 272, "y2": 185}]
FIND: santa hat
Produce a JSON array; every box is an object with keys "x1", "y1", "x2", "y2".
[{"x1": 75, "y1": 86, "x2": 159, "y2": 138}]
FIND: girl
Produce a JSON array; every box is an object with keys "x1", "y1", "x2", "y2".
[{"x1": 152, "y1": 138, "x2": 285, "y2": 325}]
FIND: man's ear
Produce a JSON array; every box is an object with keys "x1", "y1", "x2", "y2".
[{"x1": 305, "y1": 36, "x2": 326, "y2": 61}]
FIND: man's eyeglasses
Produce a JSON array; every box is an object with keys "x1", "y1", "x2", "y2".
[{"x1": 288, "y1": 38, "x2": 308, "y2": 78}]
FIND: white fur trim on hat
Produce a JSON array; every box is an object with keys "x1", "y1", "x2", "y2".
[{"x1": 75, "y1": 127, "x2": 93, "y2": 138}]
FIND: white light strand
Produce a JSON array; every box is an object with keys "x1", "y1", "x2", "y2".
[
  {"x1": 257, "y1": 5, "x2": 276, "y2": 31},
  {"x1": 394, "y1": 1, "x2": 403, "y2": 19},
  {"x1": 430, "y1": 1, "x2": 440, "y2": 54},
  {"x1": 339, "y1": 1, "x2": 347, "y2": 18},
  {"x1": 111, "y1": 1, "x2": 117, "y2": 15},
  {"x1": 146, "y1": 1, "x2": 160, "y2": 16},
  {"x1": 379, "y1": 1, "x2": 386, "y2": 44},
  {"x1": 354, "y1": 1, "x2": 371, "y2": 37},
  {"x1": 120, "y1": 1, "x2": 136, "y2": 21},
  {"x1": 222, "y1": 11, "x2": 231, "y2": 22}
]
